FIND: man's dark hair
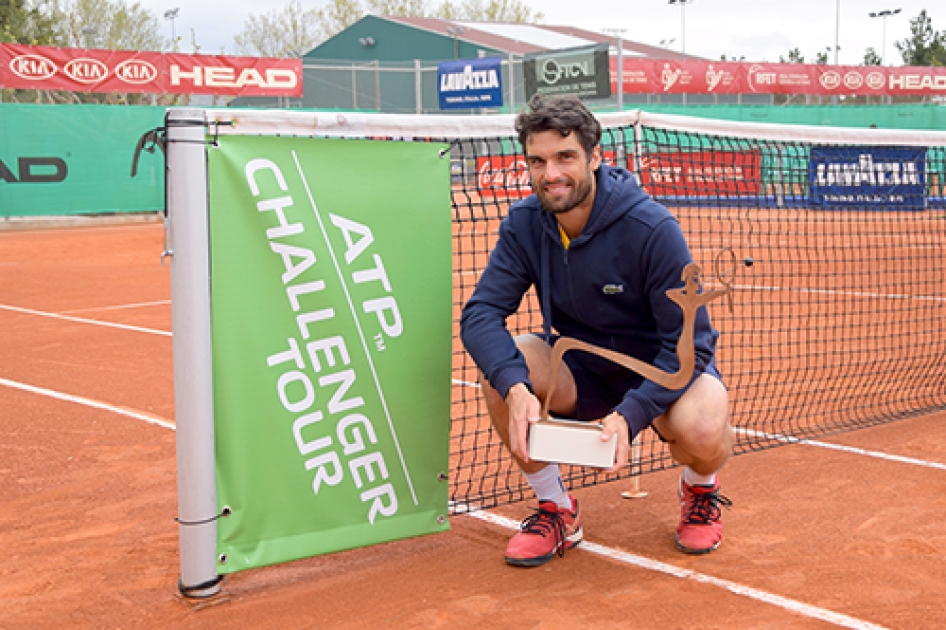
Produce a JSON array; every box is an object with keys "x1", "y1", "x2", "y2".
[{"x1": 514, "y1": 94, "x2": 602, "y2": 157}]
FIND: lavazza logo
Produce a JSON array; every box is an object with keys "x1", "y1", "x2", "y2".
[{"x1": 9, "y1": 52, "x2": 158, "y2": 86}]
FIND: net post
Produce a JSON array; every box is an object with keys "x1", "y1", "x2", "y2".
[
  {"x1": 165, "y1": 108, "x2": 221, "y2": 599},
  {"x1": 621, "y1": 433, "x2": 648, "y2": 499}
]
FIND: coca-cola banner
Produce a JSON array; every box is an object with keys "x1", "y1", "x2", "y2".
[
  {"x1": 0, "y1": 43, "x2": 302, "y2": 97},
  {"x1": 611, "y1": 58, "x2": 946, "y2": 97}
]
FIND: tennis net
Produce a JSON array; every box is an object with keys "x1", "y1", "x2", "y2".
[{"x1": 210, "y1": 108, "x2": 946, "y2": 511}]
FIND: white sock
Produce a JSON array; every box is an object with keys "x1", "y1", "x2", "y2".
[
  {"x1": 683, "y1": 467, "x2": 717, "y2": 487},
  {"x1": 524, "y1": 464, "x2": 572, "y2": 511}
]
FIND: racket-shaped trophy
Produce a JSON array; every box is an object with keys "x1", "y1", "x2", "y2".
[{"x1": 528, "y1": 249, "x2": 737, "y2": 469}]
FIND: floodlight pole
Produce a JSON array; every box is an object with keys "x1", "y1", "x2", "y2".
[
  {"x1": 668, "y1": 0, "x2": 693, "y2": 105},
  {"x1": 834, "y1": 0, "x2": 840, "y2": 65},
  {"x1": 668, "y1": 0, "x2": 694, "y2": 61},
  {"x1": 603, "y1": 29, "x2": 626, "y2": 111},
  {"x1": 164, "y1": 8, "x2": 180, "y2": 51},
  {"x1": 869, "y1": 8, "x2": 901, "y2": 65},
  {"x1": 166, "y1": 108, "x2": 221, "y2": 600}
]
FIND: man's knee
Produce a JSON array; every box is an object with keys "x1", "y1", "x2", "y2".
[{"x1": 657, "y1": 374, "x2": 730, "y2": 447}]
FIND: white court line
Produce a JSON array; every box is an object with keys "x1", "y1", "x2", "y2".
[
  {"x1": 0, "y1": 375, "x2": 916, "y2": 627},
  {"x1": 61, "y1": 299, "x2": 171, "y2": 314},
  {"x1": 0, "y1": 376, "x2": 175, "y2": 431},
  {"x1": 0, "y1": 303, "x2": 171, "y2": 337},
  {"x1": 735, "y1": 427, "x2": 946, "y2": 471},
  {"x1": 451, "y1": 378, "x2": 480, "y2": 388},
  {"x1": 466, "y1": 509, "x2": 886, "y2": 630}
]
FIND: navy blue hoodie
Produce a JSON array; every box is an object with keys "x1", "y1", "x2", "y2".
[{"x1": 460, "y1": 163, "x2": 719, "y2": 439}]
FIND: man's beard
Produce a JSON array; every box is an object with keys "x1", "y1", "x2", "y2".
[{"x1": 536, "y1": 168, "x2": 594, "y2": 215}]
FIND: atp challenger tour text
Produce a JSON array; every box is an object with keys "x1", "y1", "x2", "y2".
[{"x1": 245, "y1": 158, "x2": 403, "y2": 525}]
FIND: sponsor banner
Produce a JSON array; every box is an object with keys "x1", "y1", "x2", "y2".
[
  {"x1": 525, "y1": 43, "x2": 611, "y2": 100},
  {"x1": 636, "y1": 150, "x2": 763, "y2": 198},
  {"x1": 809, "y1": 146, "x2": 927, "y2": 210},
  {"x1": 0, "y1": 43, "x2": 302, "y2": 96},
  {"x1": 208, "y1": 135, "x2": 452, "y2": 573},
  {"x1": 437, "y1": 57, "x2": 503, "y2": 110},
  {"x1": 475, "y1": 154, "x2": 530, "y2": 197},
  {"x1": 0, "y1": 103, "x2": 163, "y2": 217},
  {"x1": 609, "y1": 58, "x2": 946, "y2": 96},
  {"x1": 474, "y1": 150, "x2": 618, "y2": 198}
]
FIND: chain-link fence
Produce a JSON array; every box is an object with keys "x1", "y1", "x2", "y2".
[{"x1": 234, "y1": 57, "x2": 774, "y2": 113}]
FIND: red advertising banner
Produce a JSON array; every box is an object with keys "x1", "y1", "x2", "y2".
[
  {"x1": 0, "y1": 43, "x2": 302, "y2": 97},
  {"x1": 610, "y1": 58, "x2": 946, "y2": 97},
  {"x1": 476, "y1": 155, "x2": 531, "y2": 198},
  {"x1": 635, "y1": 150, "x2": 762, "y2": 198},
  {"x1": 475, "y1": 151, "x2": 619, "y2": 198}
]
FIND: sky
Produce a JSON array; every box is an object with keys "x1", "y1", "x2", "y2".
[{"x1": 135, "y1": 0, "x2": 939, "y2": 66}]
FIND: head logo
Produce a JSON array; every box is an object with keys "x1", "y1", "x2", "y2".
[
  {"x1": 64, "y1": 58, "x2": 108, "y2": 84},
  {"x1": 819, "y1": 70, "x2": 841, "y2": 90},
  {"x1": 10, "y1": 54, "x2": 56, "y2": 80},
  {"x1": 115, "y1": 59, "x2": 158, "y2": 84},
  {"x1": 843, "y1": 71, "x2": 863, "y2": 90}
]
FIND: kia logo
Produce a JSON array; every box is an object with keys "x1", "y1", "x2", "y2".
[
  {"x1": 115, "y1": 59, "x2": 158, "y2": 84},
  {"x1": 10, "y1": 54, "x2": 56, "y2": 80},
  {"x1": 64, "y1": 58, "x2": 108, "y2": 83}
]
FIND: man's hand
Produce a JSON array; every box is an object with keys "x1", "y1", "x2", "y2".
[
  {"x1": 505, "y1": 382, "x2": 542, "y2": 462},
  {"x1": 599, "y1": 411, "x2": 631, "y2": 474}
]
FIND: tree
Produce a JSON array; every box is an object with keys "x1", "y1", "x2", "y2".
[
  {"x1": 779, "y1": 47, "x2": 805, "y2": 63},
  {"x1": 814, "y1": 50, "x2": 828, "y2": 64},
  {"x1": 367, "y1": 0, "x2": 428, "y2": 17},
  {"x1": 862, "y1": 47, "x2": 882, "y2": 66},
  {"x1": 316, "y1": 0, "x2": 363, "y2": 41},
  {"x1": 49, "y1": 0, "x2": 164, "y2": 51},
  {"x1": 234, "y1": 0, "x2": 324, "y2": 57},
  {"x1": 236, "y1": 0, "x2": 543, "y2": 59},
  {"x1": 1, "y1": 0, "x2": 59, "y2": 44},
  {"x1": 894, "y1": 9, "x2": 946, "y2": 66},
  {"x1": 446, "y1": 0, "x2": 543, "y2": 22}
]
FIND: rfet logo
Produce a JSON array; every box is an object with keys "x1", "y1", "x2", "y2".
[
  {"x1": 747, "y1": 64, "x2": 776, "y2": 93},
  {"x1": 115, "y1": 58, "x2": 158, "y2": 85},
  {"x1": 64, "y1": 58, "x2": 108, "y2": 84},
  {"x1": 9, "y1": 53, "x2": 56, "y2": 80}
]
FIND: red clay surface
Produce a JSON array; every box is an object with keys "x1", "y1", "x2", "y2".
[{"x1": 2, "y1": 221, "x2": 946, "y2": 629}]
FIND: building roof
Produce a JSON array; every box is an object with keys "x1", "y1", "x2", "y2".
[{"x1": 379, "y1": 16, "x2": 696, "y2": 60}]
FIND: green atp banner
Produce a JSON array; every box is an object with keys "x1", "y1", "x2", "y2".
[{"x1": 207, "y1": 135, "x2": 453, "y2": 573}]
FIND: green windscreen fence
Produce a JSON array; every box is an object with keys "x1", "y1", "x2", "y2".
[
  {"x1": 0, "y1": 103, "x2": 164, "y2": 218},
  {"x1": 2, "y1": 103, "x2": 944, "y2": 219}
]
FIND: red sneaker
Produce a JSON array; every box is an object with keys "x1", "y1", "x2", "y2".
[
  {"x1": 675, "y1": 476, "x2": 732, "y2": 555},
  {"x1": 504, "y1": 496, "x2": 583, "y2": 567}
]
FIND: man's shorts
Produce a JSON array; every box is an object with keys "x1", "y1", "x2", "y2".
[{"x1": 536, "y1": 333, "x2": 722, "y2": 422}]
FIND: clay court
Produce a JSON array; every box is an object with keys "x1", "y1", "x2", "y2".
[{"x1": 1, "y1": 218, "x2": 945, "y2": 629}]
